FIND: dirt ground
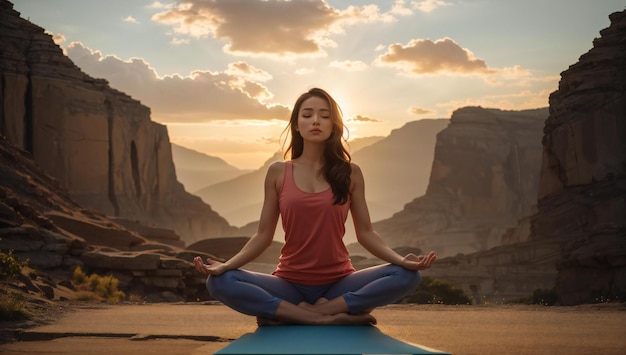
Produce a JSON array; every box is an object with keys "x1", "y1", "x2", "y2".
[{"x1": 1, "y1": 302, "x2": 625, "y2": 354}]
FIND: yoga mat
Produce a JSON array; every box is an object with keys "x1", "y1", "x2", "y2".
[{"x1": 215, "y1": 325, "x2": 451, "y2": 355}]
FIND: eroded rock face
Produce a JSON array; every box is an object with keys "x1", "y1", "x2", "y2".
[
  {"x1": 0, "y1": 1, "x2": 234, "y2": 245},
  {"x1": 531, "y1": 10, "x2": 626, "y2": 305},
  {"x1": 373, "y1": 107, "x2": 547, "y2": 257},
  {"x1": 0, "y1": 134, "x2": 215, "y2": 302}
]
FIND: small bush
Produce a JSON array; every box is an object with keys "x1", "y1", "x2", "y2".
[
  {"x1": 0, "y1": 287, "x2": 32, "y2": 320},
  {"x1": 0, "y1": 251, "x2": 32, "y2": 320},
  {"x1": 509, "y1": 287, "x2": 558, "y2": 306},
  {"x1": 532, "y1": 287, "x2": 558, "y2": 306},
  {"x1": 129, "y1": 293, "x2": 146, "y2": 303},
  {"x1": 0, "y1": 250, "x2": 27, "y2": 281},
  {"x1": 71, "y1": 267, "x2": 125, "y2": 303},
  {"x1": 404, "y1": 276, "x2": 472, "y2": 305}
]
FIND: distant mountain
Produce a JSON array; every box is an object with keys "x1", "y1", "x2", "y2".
[
  {"x1": 195, "y1": 152, "x2": 284, "y2": 227},
  {"x1": 171, "y1": 143, "x2": 251, "y2": 193},
  {"x1": 194, "y1": 120, "x2": 447, "y2": 236},
  {"x1": 368, "y1": 107, "x2": 548, "y2": 258},
  {"x1": 346, "y1": 136, "x2": 385, "y2": 154},
  {"x1": 352, "y1": 119, "x2": 449, "y2": 222}
]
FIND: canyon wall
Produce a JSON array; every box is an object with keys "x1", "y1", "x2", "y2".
[
  {"x1": 0, "y1": 1, "x2": 235, "y2": 244},
  {"x1": 531, "y1": 10, "x2": 626, "y2": 305},
  {"x1": 370, "y1": 107, "x2": 547, "y2": 257}
]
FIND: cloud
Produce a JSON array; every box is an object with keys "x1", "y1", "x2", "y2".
[
  {"x1": 170, "y1": 37, "x2": 191, "y2": 45},
  {"x1": 295, "y1": 67, "x2": 315, "y2": 75},
  {"x1": 412, "y1": 0, "x2": 451, "y2": 13},
  {"x1": 390, "y1": 0, "x2": 414, "y2": 16},
  {"x1": 66, "y1": 42, "x2": 290, "y2": 123},
  {"x1": 147, "y1": 1, "x2": 173, "y2": 10},
  {"x1": 408, "y1": 107, "x2": 433, "y2": 115},
  {"x1": 151, "y1": 0, "x2": 405, "y2": 58},
  {"x1": 225, "y1": 61, "x2": 273, "y2": 83},
  {"x1": 123, "y1": 16, "x2": 140, "y2": 24},
  {"x1": 347, "y1": 114, "x2": 381, "y2": 123},
  {"x1": 376, "y1": 37, "x2": 494, "y2": 75},
  {"x1": 329, "y1": 60, "x2": 368, "y2": 71},
  {"x1": 49, "y1": 32, "x2": 66, "y2": 45}
]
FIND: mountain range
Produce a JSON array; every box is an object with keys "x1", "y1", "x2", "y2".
[{"x1": 185, "y1": 120, "x2": 448, "y2": 231}]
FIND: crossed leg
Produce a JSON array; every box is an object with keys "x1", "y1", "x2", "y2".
[{"x1": 206, "y1": 269, "x2": 375, "y2": 326}]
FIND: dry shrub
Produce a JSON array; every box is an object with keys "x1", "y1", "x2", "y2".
[{"x1": 71, "y1": 267, "x2": 125, "y2": 303}]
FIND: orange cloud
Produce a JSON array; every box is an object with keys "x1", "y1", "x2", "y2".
[
  {"x1": 348, "y1": 114, "x2": 381, "y2": 123},
  {"x1": 66, "y1": 42, "x2": 290, "y2": 123},
  {"x1": 152, "y1": 0, "x2": 337, "y2": 57},
  {"x1": 151, "y1": 0, "x2": 403, "y2": 58},
  {"x1": 376, "y1": 37, "x2": 495, "y2": 75},
  {"x1": 409, "y1": 107, "x2": 433, "y2": 115}
]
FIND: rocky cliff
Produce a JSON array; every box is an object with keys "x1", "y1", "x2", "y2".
[
  {"x1": 0, "y1": 133, "x2": 222, "y2": 302},
  {"x1": 531, "y1": 10, "x2": 626, "y2": 305},
  {"x1": 369, "y1": 107, "x2": 547, "y2": 258},
  {"x1": 0, "y1": 1, "x2": 235, "y2": 244}
]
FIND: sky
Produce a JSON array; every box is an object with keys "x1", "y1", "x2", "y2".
[{"x1": 12, "y1": 0, "x2": 626, "y2": 170}]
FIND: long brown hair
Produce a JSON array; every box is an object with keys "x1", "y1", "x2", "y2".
[{"x1": 282, "y1": 88, "x2": 352, "y2": 205}]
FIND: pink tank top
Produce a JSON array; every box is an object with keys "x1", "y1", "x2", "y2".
[{"x1": 272, "y1": 161, "x2": 355, "y2": 285}]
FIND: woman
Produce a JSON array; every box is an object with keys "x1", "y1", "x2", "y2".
[{"x1": 194, "y1": 87, "x2": 436, "y2": 326}]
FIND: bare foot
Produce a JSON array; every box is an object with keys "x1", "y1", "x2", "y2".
[
  {"x1": 298, "y1": 302, "x2": 317, "y2": 313},
  {"x1": 329, "y1": 313, "x2": 377, "y2": 326},
  {"x1": 314, "y1": 297, "x2": 329, "y2": 304}
]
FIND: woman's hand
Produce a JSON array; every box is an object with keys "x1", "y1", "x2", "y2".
[
  {"x1": 193, "y1": 256, "x2": 228, "y2": 276},
  {"x1": 401, "y1": 251, "x2": 437, "y2": 270}
]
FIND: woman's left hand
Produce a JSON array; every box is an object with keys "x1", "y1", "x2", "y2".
[{"x1": 401, "y1": 251, "x2": 437, "y2": 270}]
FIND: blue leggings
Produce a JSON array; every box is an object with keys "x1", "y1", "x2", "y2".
[{"x1": 206, "y1": 264, "x2": 421, "y2": 319}]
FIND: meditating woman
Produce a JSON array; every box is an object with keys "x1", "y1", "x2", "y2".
[{"x1": 193, "y1": 87, "x2": 436, "y2": 326}]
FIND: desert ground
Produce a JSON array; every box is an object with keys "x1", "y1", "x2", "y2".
[{"x1": 1, "y1": 302, "x2": 625, "y2": 354}]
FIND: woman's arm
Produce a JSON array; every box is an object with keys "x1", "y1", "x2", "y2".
[
  {"x1": 194, "y1": 162, "x2": 282, "y2": 276},
  {"x1": 349, "y1": 163, "x2": 436, "y2": 270}
]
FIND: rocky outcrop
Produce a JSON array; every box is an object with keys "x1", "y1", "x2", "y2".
[
  {"x1": 370, "y1": 107, "x2": 547, "y2": 258},
  {"x1": 0, "y1": 134, "x2": 217, "y2": 302},
  {"x1": 0, "y1": 0, "x2": 235, "y2": 245},
  {"x1": 531, "y1": 10, "x2": 626, "y2": 305}
]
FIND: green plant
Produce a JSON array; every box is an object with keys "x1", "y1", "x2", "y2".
[
  {"x1": 404, "y1": 276, "x2": 472, "y2": 305},
  {"x1": 71, "y1": 267, "x2": 126, "y2": 303},
  {"x1": 0, "y1": 250, "x2": 27, "y2": 281},
  {"x1": 0, "y1": 250, "x2": 32, "y2": 320},
  {"x1": 0, "y1": 287, "x2": 32, "y2": 320}
]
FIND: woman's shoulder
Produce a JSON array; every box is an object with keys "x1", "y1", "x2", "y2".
[
  {"x1": 264, "y1": 161, "x2": 289, "y2": 192},
  {"x1": 349, "y1": 162, "x2": 363, "y2": 175},
  {"x1": 268, "y1": 160, "x2": 289, "y2": 171},
  {"x1": 266, "y1": 160, "x2": 289, "y2": 180}
]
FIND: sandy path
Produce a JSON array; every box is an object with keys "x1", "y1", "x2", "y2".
[{"x1": 1, "y1": 303, "x2": 624, "y2": 354}]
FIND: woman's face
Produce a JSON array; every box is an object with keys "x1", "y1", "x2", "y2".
[{"x1": 297, "y1": 96, "x2": 333, "y2": 143}]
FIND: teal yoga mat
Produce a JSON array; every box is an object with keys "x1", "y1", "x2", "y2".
[{"x1": 215, "y1": 325, "x2": 451, "y2": 355}]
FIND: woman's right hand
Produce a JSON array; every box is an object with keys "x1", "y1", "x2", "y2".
[{"x1": 193, "y1": 256, "x2": 228, "y2": 276}]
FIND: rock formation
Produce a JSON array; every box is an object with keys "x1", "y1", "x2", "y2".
[
  {"x1": 370, "y1": 107, "x2": 547, "y2": 258},
  {"x1": 0, "y1": 0, "x2": 235, "y2": 245},
  {"x1": 0, "y1": 134, "x2": 215, "y2": 302},
  {"x1": 531, "y1": 10, "x2": 626, "y2": 305}
]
